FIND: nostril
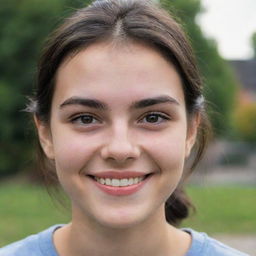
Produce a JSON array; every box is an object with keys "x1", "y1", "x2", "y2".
[{"x1": 100, "y1": 146, "x2": 140, "y2": 163}]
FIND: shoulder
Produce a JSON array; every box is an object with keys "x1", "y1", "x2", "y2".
[
  {"x1": 183, "y1": 228, "x2": 250, "y2": 256},
  {"x1": 0, "y1": 225, "x2": 63, "y2": 256}
]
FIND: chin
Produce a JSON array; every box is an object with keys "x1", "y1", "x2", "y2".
[
  {"x1": 98, "y1": 218, "x2": 145, "y2": 230},
  {"x1": 92, "y1": 207, "x2": 152, "y2": 230}
]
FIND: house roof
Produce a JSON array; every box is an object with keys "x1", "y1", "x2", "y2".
[{"x1": 229, "y1": 59, "x2": 256, "y2": 92}]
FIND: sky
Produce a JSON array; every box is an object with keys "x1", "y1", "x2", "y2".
[{"x1": 197, "y1": 0, "x2": 256, "y2": 60}]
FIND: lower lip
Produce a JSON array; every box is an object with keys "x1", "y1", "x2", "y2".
[{"x1": 90, "y1": 175, "x2": 152, "y2": 196}]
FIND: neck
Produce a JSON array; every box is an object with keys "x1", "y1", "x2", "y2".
[{"x1": 54, "y1": 207, "x2": 191, "y2": 256}]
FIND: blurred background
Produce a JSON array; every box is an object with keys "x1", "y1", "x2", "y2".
[{"x1": 0, "y1": 0, "x2": 255, "y2": 254}]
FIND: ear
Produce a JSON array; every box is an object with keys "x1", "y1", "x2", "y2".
[
  {"x1": 185, "y1": 112, "x2": 200, "y2": 158},
  {"x1": 34, "y1": 115, "x2": 55, "y2": 160}
]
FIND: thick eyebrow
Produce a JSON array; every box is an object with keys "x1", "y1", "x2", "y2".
[
  {"x1": 60, "y1": 97, "x2": 107, "y2": 110},
  {"x1": 131, "y1": 96, "x2": 180, "y2": 109},
  {"x1": 59, "y1": 95, "x2": 179, "y2": 110}
]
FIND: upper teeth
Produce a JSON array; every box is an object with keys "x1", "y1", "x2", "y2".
[{"x1": 95, "y1": 176, "x2": 144, "y2": 187}]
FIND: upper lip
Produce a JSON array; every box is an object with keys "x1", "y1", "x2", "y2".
[{"x1": 88, "y1": 171, "x2": 151, "y2": 179}]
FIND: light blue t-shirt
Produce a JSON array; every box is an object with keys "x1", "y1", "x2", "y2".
[{"x1": 0, "y1": 225, "x2": 250, "y2": 256}]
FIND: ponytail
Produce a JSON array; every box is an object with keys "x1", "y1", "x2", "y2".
[{"x1": 165, "y1": 186, "x2": 195, "y2": 226}]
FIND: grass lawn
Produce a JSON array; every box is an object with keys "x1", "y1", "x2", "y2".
[
  {"x1": 182, "y1": 186, "x2": 256, "y2": 235},
  {"x1": 0, "y1": 181, "x2": 256, "y2": 247},
  {"x1": 0, "y1": 182, "x2": 70, "y2": 247}
]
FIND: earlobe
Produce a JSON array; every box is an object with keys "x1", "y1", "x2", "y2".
[
  {"x1": 34, "y1": 115, "x2": 55, "y2": 160},
  {"x1": 185, "y1": 113, "x2": 200, "y2": 158}
]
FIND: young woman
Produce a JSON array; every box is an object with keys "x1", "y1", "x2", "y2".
[{"x1": 0, "y1": 0, "x2": 249, "y2": 255}]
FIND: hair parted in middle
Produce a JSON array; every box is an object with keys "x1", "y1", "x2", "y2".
[{"x1": 27, "y1": 0, "x2": 211, "y2": 226}]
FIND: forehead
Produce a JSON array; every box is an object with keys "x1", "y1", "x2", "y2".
[{"x1": 54, "y1": 41, "x2": 185, "y2": 105}]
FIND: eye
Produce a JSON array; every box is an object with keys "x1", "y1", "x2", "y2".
[
  {"x1": 141, "y1": 112, "x2": 170, "y2": 124},
  {"x1": 71, "y1": 114, "x2": 100, "y2": 125}
]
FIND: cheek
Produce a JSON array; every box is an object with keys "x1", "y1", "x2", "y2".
[
  {"x1": 153, "y1": 138, "x2": 186, "y2": 189},
  {"x1": 146, "y1": 127, "x2": 187, "y2": 171},
  {"x1": 148, "y1": 131, "x2": 187, "y2": 199},
  {"x1": 51, "y1": 130, "x2": 99, "y2": 175}
]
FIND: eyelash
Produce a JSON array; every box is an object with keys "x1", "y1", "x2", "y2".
[
  {"x1": 139, "y1": 112, "x2": 171, "y2": 124},
  {"x1": 70, "y1": 112, "x2": 171, "y2": 126},
  {"x1": 70, "y1": 113, "x2": 100, "y2": 125}
]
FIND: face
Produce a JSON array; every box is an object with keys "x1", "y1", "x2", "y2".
[{"x1": 36, "y1": 41, "x2": 198, "y2": 229}]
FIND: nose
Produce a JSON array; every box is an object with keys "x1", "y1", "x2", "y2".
[{"x1": 100, "y1": 123, "x2": 141, "y2": 163}]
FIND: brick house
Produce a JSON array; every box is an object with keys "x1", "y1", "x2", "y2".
[{"x1": 229, "y1": 59, "x2": 256, "y2": 103}]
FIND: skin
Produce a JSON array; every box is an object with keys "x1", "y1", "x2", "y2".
[{"x1": 35, "y1": 40, "x2": 199, "y2": 256}]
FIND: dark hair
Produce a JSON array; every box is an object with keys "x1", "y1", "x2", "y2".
[{"x1": 27, "y1": 0, "x2": 211, "y2": 226}]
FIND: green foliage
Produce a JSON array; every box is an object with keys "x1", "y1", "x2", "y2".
[
  {"x1": 0, "y1": 0, "x2": 90, "y2": 176},
  {"x1": 251, "y1": 32, "x2": 256, "y2": 58},
  {"x1": 234, "y1": 103, "x2": 256, "y2": 142}
]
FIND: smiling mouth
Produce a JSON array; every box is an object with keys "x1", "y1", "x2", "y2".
[{"x1": 87, "y1": 174, "x2": 152, "y2": 187}]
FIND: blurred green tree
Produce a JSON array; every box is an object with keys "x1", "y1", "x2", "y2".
[
  {"x1": 234, "y1": 102, "x2": 256, "y2": 142},
  {"x1": 0, "y1": 0, "x2": 89, "y2": 176},
  {"x1": 252, "y1": 32, "x2": 256, "y2": 58}
]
